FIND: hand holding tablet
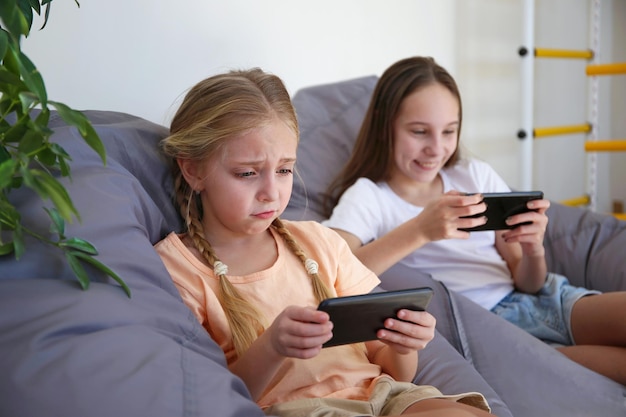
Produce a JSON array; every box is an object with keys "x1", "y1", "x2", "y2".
[{"x1": 317, "y1": 287, "x2": 434, "y2": 348}]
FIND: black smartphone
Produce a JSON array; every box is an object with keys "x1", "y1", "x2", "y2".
[
  {"x1": 459, "y1": 191, "x2": 544, "y2": 232},
  {"x1": 317, "y1": 287, "x2": 434, "y2": 348}
]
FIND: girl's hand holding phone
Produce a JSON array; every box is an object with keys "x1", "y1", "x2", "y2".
[
  {"x1": 501, "y1": 198, "x2": 550, "y2": 257},
  {"x1": 264, "y1": 306, "x2": 333, "y2": 360},
  {"x1": 376, "y1": 309, "x2": 436, "y2": 355},
  {"x1": 416, "y1": 191, "x2": 486, "y2": 241}
]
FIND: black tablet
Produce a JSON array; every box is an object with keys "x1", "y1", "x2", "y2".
[
  {"x1": 459, "y1": 191, "x2": 544, "y2": 232},
  {"x1": 317, "y1": 287, "x2": 434, "y2": 348}
]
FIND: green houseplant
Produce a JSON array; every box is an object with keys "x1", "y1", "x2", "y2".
[{"x1": 0, "y1": 0, "x2": 130, "y2": 296}]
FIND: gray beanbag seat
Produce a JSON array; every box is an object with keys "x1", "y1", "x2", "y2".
[
  {"x1": 1, "y1": 79, "x2": 625, "y2": 416},
  {"x1": 285, "y1": 75, "x2": 626, "y2": 417},
  {"x1": 0, "y1": 111, "x2": 266, "y2": 417}
]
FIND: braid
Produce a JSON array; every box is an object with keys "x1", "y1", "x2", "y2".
[
  {"x1": 273, "y1": 218, "x2": 367, "y2": 355},
  {"x1": 174, "y1": 170, "x2": 265, "y2": 358},
  {"x1": 272, "y1": 218, "x2": 334, "y2": 303}
]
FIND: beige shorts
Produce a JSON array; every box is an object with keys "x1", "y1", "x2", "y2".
[{"x1": 264, "y1": 376, "x2": 490, "y2": 417}]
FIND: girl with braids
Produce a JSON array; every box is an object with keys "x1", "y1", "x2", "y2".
[{"x1": 154, "y1": 68, "x2": 492, "y2": 417}]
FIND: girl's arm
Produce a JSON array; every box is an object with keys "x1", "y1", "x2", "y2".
[
  {"x1": 229, "y1": 306, "x2": 333, "y2": 400},
  {"x1": 333, "y1": 219, "x2": 430, "y2": 276},
  {"x1": 495, "y1": 199, "x2": 551, "y2": 294},
  {"x1": 365, "y1": 309, "x2": 436, "y2": 382},
  {"x1": 333, "y1": 192, "x2": 487, "y2": 275}
]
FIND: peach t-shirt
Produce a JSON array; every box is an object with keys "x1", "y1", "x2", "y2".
[{"x1": 155, "y1": 220, "x2": 382, "y2": 409}]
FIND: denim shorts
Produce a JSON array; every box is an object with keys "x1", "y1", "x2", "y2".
[{"x1": 491, "y1": 273, "x2": 600, "y2": 346}]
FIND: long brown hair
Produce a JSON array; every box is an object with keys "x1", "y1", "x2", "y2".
[
  {"x1": 161, "y1": 69, "x2": 333, "y2": 358},
  {"x1": 324, "y1": 56, "x2": 463, "y2": 217}
]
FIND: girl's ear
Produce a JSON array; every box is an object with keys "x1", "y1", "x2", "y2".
[{"x1": 178, "y1": 158, "x2": 204, "y2": 192}]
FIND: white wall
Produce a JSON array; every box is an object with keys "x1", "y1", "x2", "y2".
[
  {"x1": 22, "y1": 0, "x2": 455, "y2": 126},
  {"x1": 455, "y1": 0, "x2": 624, "y2": 214},
  {"x1": 21, "y1": 0, "x2": 624, "y2": 213}
]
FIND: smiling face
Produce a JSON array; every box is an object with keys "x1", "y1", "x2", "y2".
[
  {"x1": 388, "y1": 82, "x2": 460, "y2": 190},
  {"x1": 180, "y1": 116, "x2": 297, "y2": 242}
]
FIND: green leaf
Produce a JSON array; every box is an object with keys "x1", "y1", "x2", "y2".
[
  {"x1": 30, "y1": 169, "x2": 79, "y2": 222},
  {"x1": 57, "y1": 152, "x2": 70, "y2": 176},
  {"x1": 0, "y1": 66, "x2": 22, "y2": 85},
  {"x1": 0, "y1": 200, "x2": 20, "y2": 229},
  {"x1": 0, "y1": 0, "x2": 31, "y2": 39},
  {"x1": 0, "y1": 241, "x2": 14, "y2": 256},
  {"x1": 3, "y1": 41, "x2": 21, "y2": 76},
  {"x1": 0, "y1": 158, "x2": 17, "y2": 189},
  {"x1": 14, "y1": 49, "x2": 47, "y2": 105},
  {"x1": 17, "y1": 127, "x2": 44, "y2": 155},
  {"x1": 15, "y1": 0, "x2": 34, "y2": 35},
  {"x1": 0, "y1": 95, "x2": 18, "y2": 117},
  {"x1": 44, "y1": 206, "x2": 65, "y2": 237},
  {"x1": 39, "y1": 0, "x2": 52, "y2": 30},
  {"x1": 48, "y1": 101, "x2": 87, "y2": 135},
  {"x1": 0, "y1": 29, "x2": 9, "y2": 61},
  {"x1": 34, "y1": 106, "x2": 50, "y2": 126},
  {"x1": 36, "y1": 146, "x2": 56, "y2": 166},
  {"x1": 50, "y1": 101, "x2": 106, "y2": 164},
  {"x1": 65, "y1": 251, "x2": 90, "y2": 290},
  {"x1": 49, "y1": 143, "x2": 71, "y2": 160},
  {"x1": 19, "y1": 90, "x2": 40, "y2": 114},
  {"x1": 59, "y1": 237, "x2": 98, "y2": 255},
  {"x1": 27, "y1": 0, "x2": 41, "y2": 16},
  {"x1": 3, "y1": 117, "x2": 28, "y2": 143},
  {"x1": 49, "y1": 142, "x2": 72, "y2": 175},
  {"x1": 71, "y1": 250, "x2": 131, "y2": 298},
  {"x1": 81, "y1": 122, "x2": 106, "y2": 164},
  {"x1": 0, "y1": 144, "x2": 10, "y2": 163},
  {"x1": 12, "y1": 223, "x2": 24, "y2": 259},
  {"x1": 18, "y1": 162, "x2": 34, "y2": 188}
]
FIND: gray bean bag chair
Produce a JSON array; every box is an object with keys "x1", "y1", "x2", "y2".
[
  {"x1": 0, "y1": 109, "x2": 509, "y2": 416},
  {"x1": 0, "y1": 111, "x2": 266, "y2": 417},
  {"x1": 283, "y1": 75, "x2": 626, "y2": 417},
  {"x1": 1, "y1": 77, "x2": 624, "y2": 416}
]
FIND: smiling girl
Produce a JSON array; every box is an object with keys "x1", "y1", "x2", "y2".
[{"x1": 323, "y1": 56, "x2": 626, "y2": 386}]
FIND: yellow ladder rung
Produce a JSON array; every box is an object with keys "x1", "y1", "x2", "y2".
[
  {"x1": 614, "y1": 213, "x2": 626, "y2": 221},
  {"x1": 560, "y1": 195, "x2": 590, "y2": 207},
  {"x1": 535, "y1": 48, "x2": 593, "y2": 60},
  {"x1": 584, "y1": 140, "x2": 626, "y2": 152},
  {"x1": 586, "y1": 62, "x2": 626, "y2": 76},
  {"x1": 534, "y1": 124, "x2": 591, "y2": 138}
]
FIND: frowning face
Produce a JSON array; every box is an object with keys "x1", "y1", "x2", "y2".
[{"x1": 181, "y1": 116, "x2": 297, "y2": 241}]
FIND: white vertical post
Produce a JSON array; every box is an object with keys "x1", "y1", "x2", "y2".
[
  {"x1": 520, "y1": 0, "x2": 535, "y2": 191},
  {"x1": 587, "y1": 0, "x2": 601, "y2": 212}
]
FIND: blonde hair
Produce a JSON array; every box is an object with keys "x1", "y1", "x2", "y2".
[{"x1": 161, "y1": 68, "x2": 333, "y2": 358}]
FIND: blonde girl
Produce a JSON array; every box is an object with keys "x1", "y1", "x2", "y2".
[{"x1": 155, "y1": 68, "x2": 492, "y2": 416}]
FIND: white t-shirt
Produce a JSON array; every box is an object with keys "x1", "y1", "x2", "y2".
[{"x1": 323, "y1": 158, "x2": 514, "y2": 310}]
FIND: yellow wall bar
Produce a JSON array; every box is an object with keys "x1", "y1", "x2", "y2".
[
  {"x1": 535, "y1": 48, "x2": 593, "y2": 59},
  {"x1": 584, "y1": 140, "x2": 626, "y2": 152},
  {"x1": 614, "y1": 213, "x2": 626, "y2": 221},
  {"x1": 560, "y1": 195, "x2": 590, "y2": 207},
  {"x1": 586, "y1": 62, "x2": 626, "y2": 76},
  {"x1": 534, "y1": 123, "x2": 591, "y2": 138}
]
